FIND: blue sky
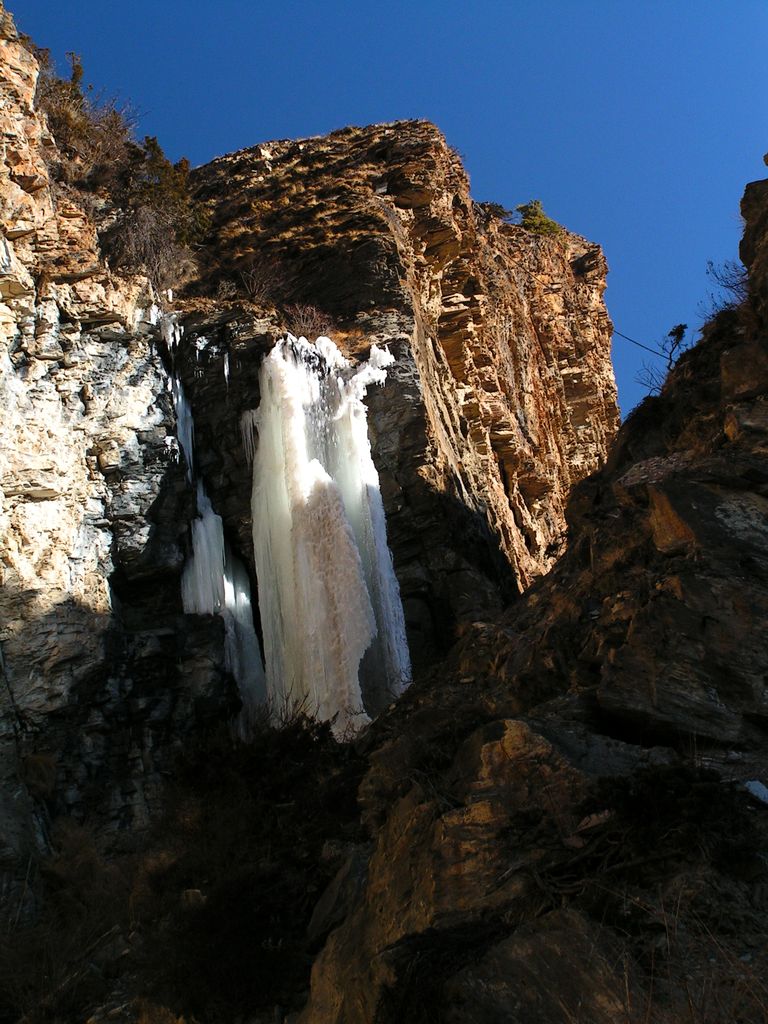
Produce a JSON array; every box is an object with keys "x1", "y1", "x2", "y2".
[{"x1": 12, "y1": 0, "x2": 768, "y2": 414}]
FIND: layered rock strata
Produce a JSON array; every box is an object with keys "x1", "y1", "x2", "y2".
[
  {"x1": 188, "y1": 123, "x2": 619, "y2": 665},
  {"x1": 2, "y1": 7, "x2": 768, "y2": 1023},
  {"x1": 297, "y1": 174, "x2": 768, "y2": 1024},
  {"x1": 0, "y1": 18, "x2": 617, "y2": 904},
  {"x1": 0, "y1": 19, "x2": 233, "y2": 890}
]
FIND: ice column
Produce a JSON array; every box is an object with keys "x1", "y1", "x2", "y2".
[
  {"x1": 163, "y1": 315, "x2": 267, "y2": 732},
  {"x1": 249, "y1": 334, "x2": 410, "y2": 736}
]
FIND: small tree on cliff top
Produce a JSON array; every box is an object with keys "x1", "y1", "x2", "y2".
[
  {"x1": 636, "y1": 323, "x2": 690, "y2": 396},
  {"x1": 515, "y1": 199, "x2": 563, "y2": 237},
  {"x1": 102, "y1": 138, "x2": 209, "y2": 287}
]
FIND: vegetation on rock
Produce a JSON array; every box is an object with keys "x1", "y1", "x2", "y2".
[
  {"x1": 515, "y1": 198, "x2": 563, "y2": 236},
  {"x1": 21, "y1": 42, "x2": 207, "y2": 287},
  {"x1": 101, "y1": 137, "x2": 209, "y2": 288},
  {"x1": 477, "y1": 198, "x2": 564, "y2": 236},
  {"x1": 0, "y1": 717, "x2": 366, "y2": 1024},
  {"x1": 23, "y1": 46, "x2": 135, "y2": 184}
]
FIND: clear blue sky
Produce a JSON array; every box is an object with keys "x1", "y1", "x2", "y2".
[{"x1": 11, "y1": 0, "x2": 768, "y2": 414}]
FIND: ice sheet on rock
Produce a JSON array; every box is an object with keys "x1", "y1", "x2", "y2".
[
  {"x1": 181, "y1": 483, "x2": 225, "y2": 614},
  {"x1": 328, "y1": 344, "x2": 411, "y2": 715},
  {"x1": 165, "y1": 313, "x2": 266, "y2": 732},
  {"x1": 240, "y1": 410, "x2": 259, "y2": 464},
  {"x1": 181, "y1": 482, "x2": 267, "y2": 726},
  {"x1": 172, "y1": 377, "x2": 195, "y2": 480},
  {"x1": 222, "y1": 553, "x2": 267, "y2": 734},
  {"x1": 251, "y1": 333, "x2": 410, "y2": 737}
]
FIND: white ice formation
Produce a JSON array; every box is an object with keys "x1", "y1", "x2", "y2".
[
  {"x1": 163, "y1": 315, "x2": 266, "y2": 734},
  {"x1": 247, "y1": 334, "x2": 411, "y2": 737}
]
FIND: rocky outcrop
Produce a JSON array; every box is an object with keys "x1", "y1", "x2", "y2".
[
  {"x1": 0, "y1": 18, "x2": 616, "y2": 908},
  {"x1": 297, "y1": 178, "x2": 768, "y2": 1023},
  {"x1": 2, "y1": 7, "x2": 768, "y2": 1024},
  {"x1": 0, "y1": 17, "x2": 234, "y2": 895},
  {"x1": 188, "y1": 123, "x2": 618, "y2": 665}
]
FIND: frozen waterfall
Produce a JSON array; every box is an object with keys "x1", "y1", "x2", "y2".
[
  {"x1": 163, "y1": 315, "x2": 267, "y2": 734},
  {"x1": 247, "y1": 334, "x2": 411, "y2": 737}
]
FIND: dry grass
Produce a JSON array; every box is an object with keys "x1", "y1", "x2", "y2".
[{"x1": 0, "y1": 820, "x2": 135, "y2": 1023}]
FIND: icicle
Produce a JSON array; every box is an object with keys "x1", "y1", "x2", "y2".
[
  {"x1": 240, "y1": 409, "x2": 259, "y2": 464},
  {"x1": 222, "y1": 554, "x2": 266, "y2": 732},
  {"x1": 181, "y1": 483, "x2": 226, "y2": 613},
  {"x1": 160, "y1": 313, "x2": 184, "y2": 354},
  {"x1": 171, "y1": 377, "x2": 195, "y2": 480},
  {"x1": 224, "y1": 352, "x2": 230, "y2": 389},
  {"x1": 164, "y1": 312, "x2": 267, "y2": 734},
  {"x1": 251, "y1": 333, "x2": 410, "y2": 737},
  {"x1": 181, "y1": 483, "x2": 268, "y2": 726},
  {"x1": 326, "y1": 342, "x2": 411, "y2": 715}
]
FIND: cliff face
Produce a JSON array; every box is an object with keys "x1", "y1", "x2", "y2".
[
  {"x1": 2, "y1": 9, "x2": 768, "y2": 1024},
  {"x1": 0, "y1": 21, "x2": 232, "y2": 874},
  {"x1": 189, "y1": 123, "x2": 618, "y2": 664},
  {"x1": 298, "y1": 181, "x2": 768, "y2": 1024},
  {"x1": 0, "y1": 22, "x2": 616, "y2": 896}
]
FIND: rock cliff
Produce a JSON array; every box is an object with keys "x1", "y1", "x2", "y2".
[
  {"x1": 298, "y1": 183, "x2": 768, "y2": 1024},
  {"x1": 188, "y1": 124, "x2": 618, "y2": 665},
  {"x1": 0, "y1": 9, "x2": 616, "y2": 909},
  {"x1": 0, "y1": 17, "x2": 231, "y2": 880},
  {"x1": 4, "y1": 7, "x2": 767, "y2": 1024}
]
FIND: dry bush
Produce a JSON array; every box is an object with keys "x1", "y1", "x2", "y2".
[
  {"x1": 102, "y1": 204, "x2": 197, "y2": 289},
  {"x1": 215, "y1": 278, "x2": 237, "y2": 301},
  {"x1": 23, "y1": 44, "x2": 206, "y2": 289},
  {"x1": 239, "y1": 255, "x2": 287, "y2": 304},
  {"x1": 701, "y1": 258, "x2": 749, "y2": 317},
  {"x1": 635, "y1": 323, "x2": 691, "y2": 396},
  {"x1": 101, "y1": 138, "x2": 207, "y2": 287},
  {"x1": 284, "y1": 302, "x2": 335, "y2": 339},
  {"x1": 29, "y1": 49, "x2": 136, "y2": 185}
]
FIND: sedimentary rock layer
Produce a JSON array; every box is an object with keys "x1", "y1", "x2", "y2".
[
  {"x1": 0, "y1": 20, "x2": 231, "y2": 868},
  {"x1": 189, "y1": 122, "x2": 619, "y2": 664},
  {"x1": 297, "y1": 168, "x2": 768, "y2": 1024}
]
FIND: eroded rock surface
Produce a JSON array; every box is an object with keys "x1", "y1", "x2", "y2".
[
  {"x1": 296, "y1": 172, "x2": 768, "y2": 1024},
  {"x1": 0, "y1": 17, "x2": 233, "y2": 899},
  {"x1": 0, "y1": 16, "x2": 617, "y2": 928},
  {"x1": 8, "y1": 8, "x2": 766, "y2": 1023},
  {"x1": 189, "y1": 122, "x2": 619, "y2": 665}
]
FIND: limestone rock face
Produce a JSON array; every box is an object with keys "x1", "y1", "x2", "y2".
[
  {"x1": 2, "y1": 8, "x2": 768, "y2": 1023},
  {"x1": 190, "y1": 122, "x2": 619, "y2": 665},
  {"x1": 0, "y1": 26, "x2": 616, "y2": 915},
  {"x1": 0, "y1": 21, "x2": 232, "y2": 889},
  {"x1": 0, "y1": 14, "x2": 622, "y2": 1007}
]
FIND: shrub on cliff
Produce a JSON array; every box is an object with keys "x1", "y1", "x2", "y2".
[
  {"x1": 26, "y1": 47, "x2": 135, "y2": 184},
  {"x1": 23, "y1": 43, "x2": 206, "y2": 287},
  {"x1": 101, "y1": 137, "x2": 209, "y2": 287},
  {"x1": 636, "y1": 322, "x2": 691, "y2": 395},
  {"x1": 239, "y1": 254, "x2": 288, "y2": 303},
  {"x1": 477, "y1": 200, "x2": 516, "y2": 222},
  {"x1": 284, "y1": 302, "x2": 335, "y2": 338},
  {"x1": 516, "y1": 199, "x2": 563, "y2": 237}
]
